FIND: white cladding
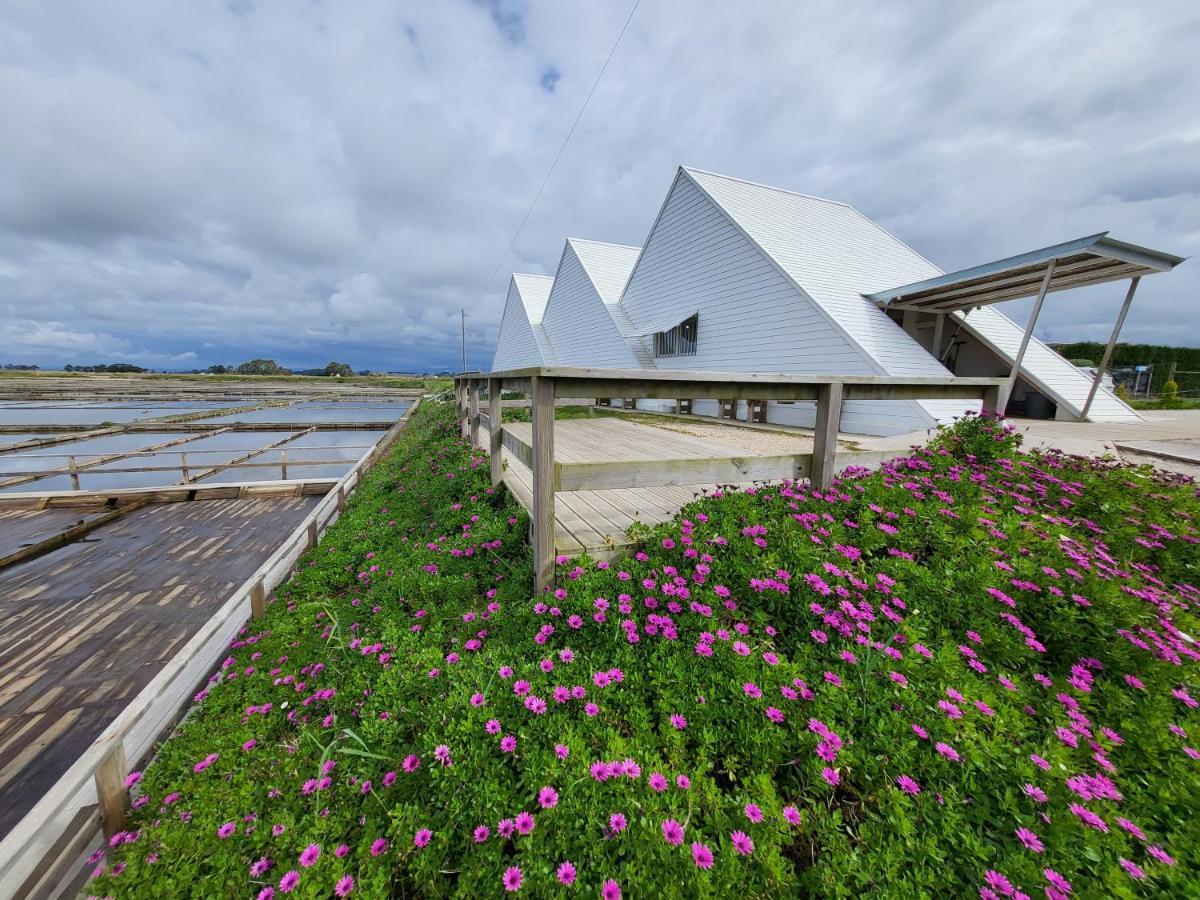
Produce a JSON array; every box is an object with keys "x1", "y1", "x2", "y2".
[
  {"x1": 491, "y1": 274, "x2": 555, "y2": 371},
  {"x1": 489, "y1": 165, "x2": 1137, "y2": 434},
  {"x1": 541, "y1": 239, "x2": 643, "y2": 368},
  {"x1": 620, "y1": 169, "x2": 944, "y2": 434}
]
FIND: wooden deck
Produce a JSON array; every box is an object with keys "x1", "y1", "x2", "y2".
[
  {"x1": 0, "y1": 496, "x2": 319, "y2": 838},
  {"x1": 489, "y1": 418, "x2": 768, "y2": 556}
]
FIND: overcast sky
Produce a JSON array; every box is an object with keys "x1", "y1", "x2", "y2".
[{"x1": 2, "y1": 1, "x2": 1197, "y2": 372}]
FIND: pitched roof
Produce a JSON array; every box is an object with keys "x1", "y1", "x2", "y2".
[
  {"x1": 566, "y1": 238, "x2": 641, "y2": 305},
  {"x1": 512, "y1": 273, "x2": 554, "y2": 324}
]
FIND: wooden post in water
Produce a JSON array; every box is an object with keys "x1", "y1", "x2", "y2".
[
  {"x1": 530, "y1": 376, "x2": 556, "y2": 593},
  {"x1": 489, "y1": 377, "x2": 503, "y2": 487},
  {"x1": 95, "y1": 741, "x2": 127, "y2": 838},
  {"x1": 810, "y1": 383, "x2": 843, "y2": 490},
  {"x1": 279, "y1": 449, "x2": 288, "y2": 480},
  {"x1": 179, "y1": 452, "x2": 190, "y2": 484},
  {"x1": 469, "y1": 380, "x2": 480, "y2": 449},
  {"x1": 68, "y1": 456, "x2": 80, "y2": 491}
]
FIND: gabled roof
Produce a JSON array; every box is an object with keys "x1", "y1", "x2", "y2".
[
  {"x1": 512, "y1": 273, "x2": 554, "y2": 324},
  {"x1": 566, "y1": 238, "x2": 641, "y2": 305},
  {"x1": 867, "y1": 233, "x2": 1185, "y2": 312}
]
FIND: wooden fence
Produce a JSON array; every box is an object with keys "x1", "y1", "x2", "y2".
[
  {"x1": 453, "y1": 367, "x2": 1006, "y2": 592},
  {"x1": 0, "y1": 402, "x2": 418, "y2": 900}
]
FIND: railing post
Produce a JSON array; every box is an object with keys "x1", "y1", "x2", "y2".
[
  {"x1": 95, "y1": 740, "x2": 127, "y2": 839},
  {"x1": 489, "y1": 377, "x2": 503, "y2": 487},
  {"x1": 810, "y1": 383, "x2": 843, "y2": 490},
  {"x1": 279, "y1": 449, "x2": 287, "y2": 480},
  {"x1": 459, "y1": 379, "x2": 470, "y2": 440},
  {"x1": 68, "y1": 455, "x2": 80, "y2": 491},
  {"x1": 980, "y1": 383, "x2": 1003, "y2": 418},
  {"x1": 180, "y1": 452, "x2": 190, "y2": 484},
  {"x1": 308, "y1": 518, "x2": 318, "y2": 547},
  {"x1": 250, "y1": 577, "x2": 267, "y2": 619},
  {"x1": 469, "y1": 379, "x2": 480, "y2": 449},
  {"x1": 531, "y1": 375, "x2": 556, "y2": 593}
]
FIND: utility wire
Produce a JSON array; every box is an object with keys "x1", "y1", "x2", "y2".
[{"x1": 468, "y1": 0, "x2": 642, "y2": 317}]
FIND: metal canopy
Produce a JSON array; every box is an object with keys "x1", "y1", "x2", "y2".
[{"x1": 867, "y1": 233, "x2": 1185, "y2": 313}]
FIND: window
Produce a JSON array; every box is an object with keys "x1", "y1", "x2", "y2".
[{"x1": 653, "y1": 314, "x2": 698, "y2": 358}]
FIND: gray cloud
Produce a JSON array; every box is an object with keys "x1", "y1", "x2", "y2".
[{"x1": 0, "y1": 0, "x2": 1197, "y2": 371}]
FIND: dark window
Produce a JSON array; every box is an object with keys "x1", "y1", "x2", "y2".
[{"x1": 653, "y1": 314, "x2": 698, "y2": 358}]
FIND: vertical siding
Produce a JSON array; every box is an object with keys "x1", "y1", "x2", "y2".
[
  {"x1": 542, "y1": 242, "x2": 642, "y2": 368},
  {"x1": 492, "y1": 275, "x2": 554, "y2": 371}
]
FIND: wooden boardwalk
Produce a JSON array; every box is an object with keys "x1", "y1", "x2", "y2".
[
  {"x1": 489, "y1": 418, "x2": 777, "y2": 556},
  {"x1": 0, "y1": 496, "x2": 319, "y2": 838}
]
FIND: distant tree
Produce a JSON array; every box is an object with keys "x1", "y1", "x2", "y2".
[
  {"x1": 323, "y1": 361, "x2": 354, "y2": 377},
  {"x1": 206, "y1": 364, "x2": 230, "y2": 374},
  {"x1": 236, "y1": 358, "x2": 290, "y2": 375}
]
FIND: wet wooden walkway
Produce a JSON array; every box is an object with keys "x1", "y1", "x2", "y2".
[{"x1": 0, "y1": 496, "x2": 319, "y2": 838}]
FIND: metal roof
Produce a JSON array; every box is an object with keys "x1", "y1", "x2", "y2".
[{"x1": 867, "y1": 233, "x2": 1185, "y2": 313}]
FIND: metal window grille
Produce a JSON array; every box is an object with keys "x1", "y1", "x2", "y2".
[{"x1": 653, "y1": 315, "x2": 698, "y2": 358}]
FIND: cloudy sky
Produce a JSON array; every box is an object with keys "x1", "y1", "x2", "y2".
[{"x1": 2, "y1": 1, "x2": 1197, "y2": 372}]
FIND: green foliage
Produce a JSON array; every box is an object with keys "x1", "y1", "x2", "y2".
[
  {"x1": 324, "y1": 361, "x2": 355, "y2": 378},
  {"x1": 237, "y1": 358, "x2": 292, "y2": 375},
  {"x1": 88, "y1": 407, "x2": 1200, "y2": 899},
  {"x1": 1054, "y1": 341, "x2": 1200, "y2": 397}
]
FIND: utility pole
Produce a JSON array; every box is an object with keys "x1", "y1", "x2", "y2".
[{"x1": 461, "y1": 308, "x2": 467, "y2": 373}]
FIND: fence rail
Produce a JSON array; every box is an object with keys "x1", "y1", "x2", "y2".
[{"x1": 454, "y1": 367, "x2": 1006, "y2": 592}]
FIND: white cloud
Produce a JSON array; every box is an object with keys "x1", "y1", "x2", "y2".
[{"x1": 0, "y1": 0, "x2": 1196, "y2": 371}]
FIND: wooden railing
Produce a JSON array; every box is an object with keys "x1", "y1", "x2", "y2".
[
  {"x1": 0, "y1": 401, "x2": 419, "y2": 900},
  {"x1": 453, "y1": 367, "x2": 1006, "y2": 592}
]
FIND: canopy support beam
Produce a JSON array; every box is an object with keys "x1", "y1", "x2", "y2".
[
  {"x1": 1080, "y1": 276, "x2": 1140, "y2": 420},
  {"x1": 1001, "y1": 260, "x2": 1056, "y2": 414}
]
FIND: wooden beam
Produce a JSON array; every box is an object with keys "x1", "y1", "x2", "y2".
[
  {"x1": 489, "y1": 377, "x2": 503, "y2": 487},
  {"x1": 530, "y1": 376, "x2": 555, "y2": 593},
  {"x1": 556, "y1": 453, "x2": 810, "y2": 491},
  {"x1": 1081, "y1": 276, "x2": 1140, "y2": 420},
  {"x1": 810, "y1": 382, "x2": 843, "y2": 490}
]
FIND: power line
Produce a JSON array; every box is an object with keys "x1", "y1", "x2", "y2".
[{"x1": 468, "y1": 0, "x2": 642, "y2": 313}]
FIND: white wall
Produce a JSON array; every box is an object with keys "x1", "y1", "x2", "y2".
[
  {"x1": 492, "y1": 278, "x2": 547, "y2": 370},
  {"x1": 542, "y1": 243, "x2": 642, "y2": 368}
]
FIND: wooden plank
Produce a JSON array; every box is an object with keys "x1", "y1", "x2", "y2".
[
  {"x1": 530, "y1": 377, "x2": 555, "y2": 593},
  {"x1": 556, "y1": 453, "x2": 810, "y2": 491}
]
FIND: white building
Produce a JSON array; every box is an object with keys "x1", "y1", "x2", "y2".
[{"x1": 491, "y1": 166, "x2": 1183, "y2": 436}]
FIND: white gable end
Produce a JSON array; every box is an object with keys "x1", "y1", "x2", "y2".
[
  {"x1": 541, "y1": 241, "x2": 642, "y2": 368},
  {"x1": 492, "y1": 274, "x2": 554, "y2": 371}
]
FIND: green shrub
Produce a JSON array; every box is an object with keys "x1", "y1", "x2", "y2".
[{"x1": 87, "y1": 407, "x2": 1200, "y2": 898}]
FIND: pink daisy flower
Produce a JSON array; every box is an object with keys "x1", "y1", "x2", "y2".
[
  {"x1": 556, "y1": 861, "x2": 576, "y2": 885},
  {"x1": 730, "y1": 830, "x2": 754, "y2": 856},
  {"x1": 413, "y1": 828, "x2": 432, "y2": 848},
  {"x1": 502, "y1": 866, "x2": 522, "y2": 892},
  {"x1": 662, "y1": 819, "x2": 684, "y2": 846},
  {"x1": 691, "y1": 843, "x2": 714, "y2": 870}
]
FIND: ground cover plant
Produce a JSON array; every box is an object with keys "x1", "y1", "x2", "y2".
[{"x1": 88, "y1": 404, "x2": 1200, "y2": 898}]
